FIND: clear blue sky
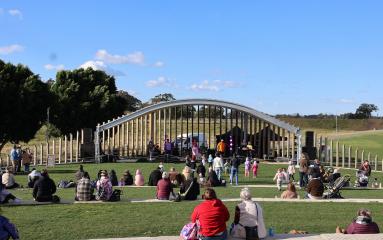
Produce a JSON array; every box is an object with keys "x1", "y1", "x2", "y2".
[{"x1": 1, "y1": 1, "x2": 382, "y2": 115}]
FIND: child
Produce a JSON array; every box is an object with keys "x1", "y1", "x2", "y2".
[
  {"x1": 273, "y1": 168, "x2": 286, "y2": 191},
  {"x1": 198, "y1": 173, "x2": 206, "y2": 186},
  {"x1": 158, "y1": 162, "x2": 164, "y2": 172},
  {"x1": 201, "y1": 154, "x2": 207, "y2": 166},
  {"x1": 118, "y1": 177, "x2": 125, "y2": 186},
  {"x1": 252, "y1": 160, "x2": 258, "y2": 178},
  {"x1": 287, "y1": 161, "x2": 295, "y2": 182},
  {"x1": 244, "y1": 157, "x2": 251, "y2": 178},
  {"x1": 282, "y1": 168, "x2": 289, "y2": 184},
  {"x1": 208, "y1": 154, "x2": 213, "y2": 167},
  {"x1": 224, "y1": 160, "x2": 231, "y2": 175}
]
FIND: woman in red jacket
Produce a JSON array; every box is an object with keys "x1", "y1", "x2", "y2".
[{"x1": 191, "y1": 188, "x2": 230, "y2": 240}]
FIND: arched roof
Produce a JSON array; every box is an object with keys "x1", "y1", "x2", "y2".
[{"x1": 98, "y1": 99, "x2": 300, "y2": 134}]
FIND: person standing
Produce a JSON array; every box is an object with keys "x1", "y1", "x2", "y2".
[
  {"x1": 9, "y1": 145, "x2": 18, "y2": 173},
  {"x1": 230, "y1": 154, "x2": 241, "y2": 185},
  {"x1": 21, "y1": 149, "x2": 32, "y2": 172},
  {"x1": 244, "y1": 157, "x2": 251, "y2": 178},
  {"x1": 217, "y1": 139, "x2": 226, "y2": 156},
  {"x1": 299, "y1": 153, "x2": 309, "y2": 188},
  {"x1": 148, "y1": 139, "x2": 154, "y2": 161},
  {"x1": 164, "y1": 139, "x2": 172, "y2": 163},
  {"x1": 213, "y1": 154, "x2": 224, "y2": 181}
]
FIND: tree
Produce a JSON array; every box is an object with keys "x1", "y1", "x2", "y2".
[
  {"x1": 148, "y1": 93, "x2": 175, "y2": 105},
  {"x1": 50, "y1": 68, "x2": 126, "y2": 135},
  {"x1": 355, "y1": 103, "x2": 379, "y2": 119},
  {"x1": 116, "y1": 90, "x2": 142, "y2": 112},
  {"x1": 0, "y1": 60, "x2": 50, "y2": 152}
]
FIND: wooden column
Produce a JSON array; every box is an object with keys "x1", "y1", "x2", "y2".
[
  {"x1": 348, "y1": 146, "x2": 352, "y2": 168},
  {"x1": 292, "y1": 133, "x2": 295, "y2": 160},
  {"x1": 52, "y1": 139, "x2": 56, "y2": 163},
  {"x1": 329, "y1": 140, "x2": 333, "y2": 166},
  {"x1": 69, "y1": 133, "x2": 73, "y2": 163},
  {"x1": 286, "y1": 131, "x2": 290, "y2": 159},
  {"x1": 33, "y1": 145, "x2": 37, "y2": 165},
  {"x1": 76, "y1": 131, "x2": 79, "y2": 162},
  {"x1": 136, "y1": 118, "x2": 139, "y2": 155},
  {"x1": 341, "y1": 144, "x2": 345, "y2": 168},
  {"x1": 64, "y1": 135, "x2": 67, "y2": 163},
  {"x1": 354, "y1": 148, "x2": 358, "y2": 168},
  {"x1": 281, "y1": 129, "x2": 285, "y2": 158},
  {"x1": 335, "y1": 141, "x2": 339, "y2": 167},
  {"x1": 58, "y1": 138, "x2": 62, "y2": 164}
]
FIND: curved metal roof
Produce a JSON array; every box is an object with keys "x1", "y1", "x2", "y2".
[{"x1": 98, "y1": 99, "x2": 300, "y2": 134}]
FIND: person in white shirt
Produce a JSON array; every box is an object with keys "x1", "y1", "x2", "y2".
[
  {"x1": 28, "y1": 168, "x2": 42, "y2": 188},
  {"x1": 287, "y1": 161, "x2": 296, "y2": 182},
  {"x1": 230, "y1": 188, "x2": 267, "y2": 239},
  {"x1": 212, "y1": 154, "x2": 224, "y2": 181}
]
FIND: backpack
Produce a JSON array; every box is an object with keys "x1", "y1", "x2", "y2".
[
  {"x1": 58, "y1": 180, "x2": 68, "y2": 188},
  {"x1": 180, "y1": 222, "x2": 198, "y2": 240},
  {"x1": 109, "y1": 189, "x2": 122, "y2": 202}
]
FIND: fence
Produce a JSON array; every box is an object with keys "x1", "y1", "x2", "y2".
[
  {"x1": 313, "y1": 134, "x2": 383, "y2": 172},
  {"x1": 0, "y1": 130, "x2": 88, "y2": 167}
]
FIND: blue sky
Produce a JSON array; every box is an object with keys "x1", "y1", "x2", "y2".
[{"x1": 1, "y1": 1, "x2": 382, "y2": 115}]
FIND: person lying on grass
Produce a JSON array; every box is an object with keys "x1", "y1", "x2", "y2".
[{"x1": 336, "y1": 208, "x2": 380, "y2": 234}]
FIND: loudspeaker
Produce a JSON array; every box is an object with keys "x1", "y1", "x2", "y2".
[
  {"x1": 302, "y1": 146, "x2": 317, "y2": 160},
  {"x1": 305, "y1": 131, "x2": 314, "y2": 147},
  {"x1": 80, "y1": 143, "x2": 95, "y2": 158},
  {"x1": 82, "y1": 128, "x2": 93, "y2": 143}
]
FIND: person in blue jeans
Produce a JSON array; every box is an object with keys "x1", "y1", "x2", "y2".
[{"x1": 230, "y1": 154, "x2": 241, "y2": 185}]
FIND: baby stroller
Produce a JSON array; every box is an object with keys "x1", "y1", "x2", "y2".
[
  {"x1": 323, "y1": 175, "x2": 351, "y2": 199},
  {"x1": 354, "y1": 170, "x2": 369, "y2": 187}
]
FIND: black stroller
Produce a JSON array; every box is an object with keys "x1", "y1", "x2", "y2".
[{"x1": 323, "y1": 174, "x2": 351, "y2": 199}]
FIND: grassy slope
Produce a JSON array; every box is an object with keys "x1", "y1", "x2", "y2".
[{"x1": 2, "y1": 162, "x2": 383, "y2": 239}]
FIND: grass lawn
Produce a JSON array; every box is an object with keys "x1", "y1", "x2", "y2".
[
  {"x1": 330, "y1": 131, "x2": 383, "y2": 159},
  {"x1": 2, "y1": 162, "x2": 383, "y2": 240}
]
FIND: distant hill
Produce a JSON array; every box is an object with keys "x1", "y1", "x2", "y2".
[{"x1": 278, "y1": 117, "x2": 383, "y2": 131}]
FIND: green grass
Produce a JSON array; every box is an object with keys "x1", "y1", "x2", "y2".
[
  {"x1": 329, "y1": 131, "x2": 383, "y2": 159},
  {"x1": 1, "y1": 162, "x2": 383, "y2": 239}
]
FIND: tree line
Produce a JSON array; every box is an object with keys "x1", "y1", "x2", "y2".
[{"x1": 276, "y1": 103, "x2": 380, "y2": 119}]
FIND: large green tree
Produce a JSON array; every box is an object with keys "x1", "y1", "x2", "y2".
[
  {"x1": 50, "y1": 68, "x2": 126, "y2": 135},
  {"x1": 355, "y1": 103, "x2": 379, "y2": 119},
  {"x1": 0, "y1": 59, "x2": 50, "y2": 152}
]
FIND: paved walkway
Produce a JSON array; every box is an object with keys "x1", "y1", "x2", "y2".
[{"x1": 90, "y1": 234, "x2": 383, "y2": 240}]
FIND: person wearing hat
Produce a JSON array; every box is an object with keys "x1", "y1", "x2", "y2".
[
  {"x1": 96, "y1": 170, "x2": 112, "y2": 201},
  {"x1": 122, "y1": 170, "x2": 133, "y2": 186},
  {"x1": 2, "y1": 168, "x2": 20, "y2": 189},
  {"x1": 156, "y1": 171, "x2": 173, "y2": 200}
]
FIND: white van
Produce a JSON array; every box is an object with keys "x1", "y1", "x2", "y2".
[{"x1": 175, "y1": 133, "x2": 208, "y2": 149}]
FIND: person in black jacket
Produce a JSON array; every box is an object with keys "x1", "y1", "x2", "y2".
[
  {"x1": 109, "y1": 170, "x2": 119, "y2": 186},
  {"x1": 196, "y1": 163, "x2": 206, "y2": 178},
  {"x1": 207, "y1": 167, "x2": 220, "y2": 187},
  {"x1": 180, "y1": 177, "x2": 200, "y2": 200},
  {"x1": 33, "y1": 169, "x2": 57, "y2": 202},
  {"x1": 122, "y1": 170, "x2": 134, "y2": 185},
  {"x1": 148, "y1": 168, "x2": 162, "y2": 186}
]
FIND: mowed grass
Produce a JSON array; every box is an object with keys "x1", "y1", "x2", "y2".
[
  {"x1": 1, "y1": 162, "x2": 383, "y2": 239},
  {"x1": 330, "y1": 131, "x2": 383, "y2": 159}
]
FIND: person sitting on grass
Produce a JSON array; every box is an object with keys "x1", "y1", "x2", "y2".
[
  {"x1": 148, "y1": 167, "x2": 162, "y2": 186},
  {"x1": 179, "y1": 171, "x2": 200, "y2": 201},
  {"x1": 230, "y1": 188, "x2": 267, "y2": 239},
  {"x1": 96, "y1": 171, "x2": 113, "y2": 201},
  {"x1": 134, "y1": 169, "x2": 145, "y2": 186},
  {"x1": 74, "y1": 165, "x2": 84, "y2": 182},
  {"x1": 109, "y1": 169, "x2": 119, "y2": 186},
  {"x1": 33, "y1": 169, "x2": 59, "y2": 202},
  {"x1": 75, "y1": 172, "x2": 95, "y2": 201},
  {"x1": 281, "y1": 182, "x2": 298, "y2": 199},
  {"x1": 191, "y1": 188, "x2": 230, "y2": 240},
  {"x1": 169, "y1": 167, "x2": 182, "y2": 187},
  {"x1": 0, "y1": 183, "x2": 21, "y2": 204},
  {"x1": 336, "y1": 208, "x2": 380, "y2": 234},
  {"x1": 306, "y1": 172, "x2": 324, "y2": 200},
  {"x1": 156, "y1": 172, "x2": 172, "y2": 200},
  {"x1": 27, "y1": 168, "x2": 41, "y2": 188},
  {"x1": 207, "y1": 167, "x2": 220, "y2": 187},
  {"x1": 2, "y1": 168, "x2": 20, "y2": 189},
  {"x1": 0, "y1": 213, "x2": 19, "y2": 240},
  {"x1": 121, "y1": 170, "x2": 133, "y2": 186}
]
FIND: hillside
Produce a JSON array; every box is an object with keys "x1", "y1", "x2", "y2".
[{"x1": 279, "y1": 117, "x2": 383, "y2": 132}]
